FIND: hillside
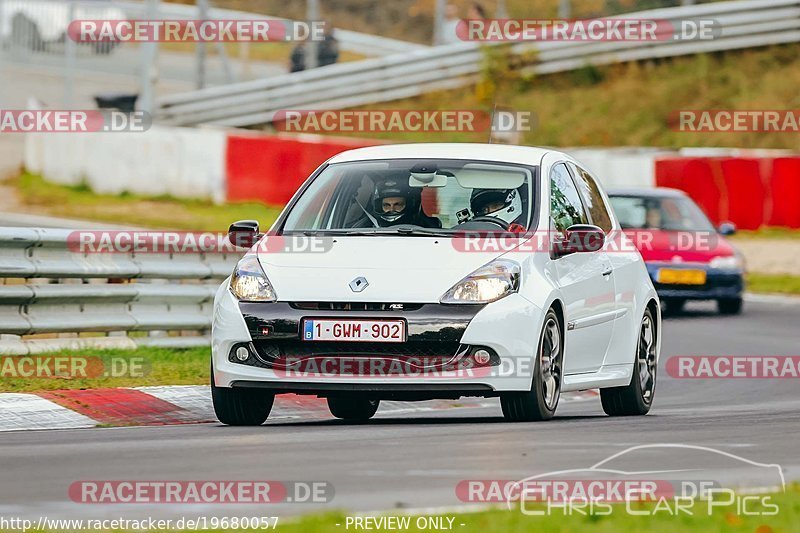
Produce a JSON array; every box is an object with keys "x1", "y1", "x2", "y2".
[{"x1": 331, "y1": 44, "x2": 800, "y2": 151}]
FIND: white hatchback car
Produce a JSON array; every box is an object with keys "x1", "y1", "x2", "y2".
[{"x1": 211, "y1": 144, "x2": 660, "y2": 425}]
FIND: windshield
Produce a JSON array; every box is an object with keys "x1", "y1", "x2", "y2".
[
  {"x1": 280, "y1": 159, "x2": 536, "y2": 235},
  {"x1": 609, "y1": 195, "x2": 716, "y2": 232}
]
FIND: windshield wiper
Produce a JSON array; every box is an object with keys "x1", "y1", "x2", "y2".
[
  {"x1": 376, "y1": 225, "x2": 453, "y2": 237},
  {"x1": 288, "y1": 227, "x2": 453, "y2": 237}
]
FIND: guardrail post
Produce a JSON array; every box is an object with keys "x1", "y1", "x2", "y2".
[
  {"x1": 64, "y1": 1, "x2": 76, "y2": 109},
  {"x1": 432, "y1": 0, "x2": 445, "y2": 45},
  {"x1": 0, "y1": 0, "x2": 5, "y2": 108},
  {"x1": 195, "y1": 0, "x2": 209, "y2": 89},
  {"x1": 558, "y1": 0, "x2": 571, "y2": 19},
  {"x1": 139, "y1": 0, "x2": 160, "y2": 113},
  {"x1": 305, "y1": 0, "x2": 319, "y2": 69}
]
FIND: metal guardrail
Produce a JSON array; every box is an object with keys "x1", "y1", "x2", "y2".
[
  {"x1": 0, "y1": 228, "x2": 239, "y2": 354},
  {"x1": 156, "y1": 0, "x2": 800, "y2": 128}
]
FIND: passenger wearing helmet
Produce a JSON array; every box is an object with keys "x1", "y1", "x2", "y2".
[{"x1": 469, "y1": 188, "x2": 524, "y2": 227}]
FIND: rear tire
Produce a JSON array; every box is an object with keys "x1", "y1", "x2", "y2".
[
  {"x1": 501, "y1": 308, "x2": 563, "y2": 422},
  {"x1": 211, "y1": 367, "x2": 274, "y2": 426},
  {"x1": 717, "y1": 297, "x2": 743, "y2": 315},
  {"x1": 327, "y1": 397, "x2": 380, "y2": 421},
  {"x1": 601, "y1": 307, "x2": 657, "y2": 416}
]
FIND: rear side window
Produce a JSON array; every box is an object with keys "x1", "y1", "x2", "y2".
[
  {"x1": 549, "y1": 163, "x2": 588, "y2": 232},
  {"x1": 569, "y1": 163, "x2": 614, "y2": 232}
]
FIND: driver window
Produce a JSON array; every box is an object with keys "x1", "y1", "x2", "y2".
[{"x1": 550, "y1": 163, "x2": 589, "y2": 232}]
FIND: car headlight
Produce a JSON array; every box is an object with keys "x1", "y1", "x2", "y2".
[
  {"x1": 229, "y1": 254, "x2": 277, "y2": 302},
  {"x1": 440, "y1": 260, "x2": 520, "y2": 304},
  {"x1": 710, "y1": 255, "x2": 744, "y2": 271}
]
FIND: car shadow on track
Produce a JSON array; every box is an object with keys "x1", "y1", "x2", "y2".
[{"x1": 259, "y1": 414, "x2": 620, "y2": 427}]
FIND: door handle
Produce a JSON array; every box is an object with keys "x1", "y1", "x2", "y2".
[{"x1": 602, "y1": 267, "x2": 613, "y2": 277}]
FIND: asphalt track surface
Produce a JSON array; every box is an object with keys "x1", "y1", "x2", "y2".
[{"x1": 1, "y1": 296, "x2": 799, "y2": 521}]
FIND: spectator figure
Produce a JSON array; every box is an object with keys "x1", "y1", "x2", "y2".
[
  {"x1": 318, "y1": 24, "x2": 340, "y2": 67},
  {"x1": 289, "y1": 26, "x2": 338, "y2": 73},
  {"x1": 468, "y1": 2, "x2": 487, "y2": 19},
  {"x1": 290, "y1": 39, "x2": 306, "y2": 72},
  {"x1": 440, "y1": 3, "x2": 461, "y2": 44}
]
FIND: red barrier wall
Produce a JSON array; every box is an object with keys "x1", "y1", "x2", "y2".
[
  {"x1": 226, "y1": 134, "x2": 381, "y2": 205},
  {"x1": 768, "y1": 158, "x2": 800, "y2": 228},
  {"x1": 719, "y1": 158, "x2": 765, "y2": 230},
  {"x1": 655, "y1": 156, "x2": 800, "y2": 229},
  {"x1": 654, "y1": 158, "x2": 726, "y2": 223}
]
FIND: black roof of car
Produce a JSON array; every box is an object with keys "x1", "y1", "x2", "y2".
[{"x1": 607, "y1": 187, "x2": 688, "y2": 199}]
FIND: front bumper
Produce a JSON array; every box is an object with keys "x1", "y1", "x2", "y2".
[
  {"x1": 212, "y1": 287, "x2": 543, "y2": 395},
  {"x1": 646, "y1": 263, "x2": 744, "y2": 300}
]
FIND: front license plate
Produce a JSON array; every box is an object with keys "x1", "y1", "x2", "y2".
[
  {"x1": 302, "y1": 319, "x2": 406, "y2": 343},
  {"x1": 657, "y1": 268, "x2": 707, "y2": 285}
]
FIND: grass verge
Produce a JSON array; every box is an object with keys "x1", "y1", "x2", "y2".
[
  {"x1": 10, "y1": 172, "x2": 282, "y2": 232},
  {"x1": 0, "y1": 346, "x2": 209, "y2": 393},
  {"x1": 733, "y1": 228, "x2": 800, "y2": 240},
  {"x1": 747, "y1": 273, "x2": 800, "y2": 296}
]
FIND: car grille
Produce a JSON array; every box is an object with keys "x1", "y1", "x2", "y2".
[
  {"x1": 290, "y1": 302, "x2": 424, "y2": 312},
  {"x1": 247, "y1": 339, "x2": 465, "y2": 371}
]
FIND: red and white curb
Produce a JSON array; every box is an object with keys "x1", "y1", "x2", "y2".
[{"x1": 0, "y1": 387, "x2": 599, "y2": 432}]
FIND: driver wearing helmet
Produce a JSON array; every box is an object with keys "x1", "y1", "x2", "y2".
[
  {"x1": 469, "y1": 188, "x2": 524, "y2": 227},
  {"x1": 368, "y1": 178, "x2": 442, "y2": 228}
]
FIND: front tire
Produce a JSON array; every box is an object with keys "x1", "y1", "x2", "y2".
[
  {"x1": 327, "y1": 397, "x2": 380, "y2": 421},
  {"x1": 501, "y1": 308, "x2": 563, "y2": 422},
  {"x1": 211, "y1": 367, "x2": 274, "y2": 426},
  {"x1": 601, "y1": 307, "x2": 657, "y2": 416},
  {"x1": 718, "y1": 297, "x2": 743, "y2": 315}
]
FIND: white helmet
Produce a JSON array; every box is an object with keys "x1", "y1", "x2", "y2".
[{"x1": 470, "y1": 188, "x2": 523, "y2": 225}]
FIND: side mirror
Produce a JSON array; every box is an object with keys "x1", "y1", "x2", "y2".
[
  {"x1": 228, "y1": 220, "x2": 260, "y2": 249},
  {"x1": 554, "y1": 224, "x2": 606, "y2": 258},
  {"x1": 718, "y1": 222, "x2": 737, "y2": 236}
]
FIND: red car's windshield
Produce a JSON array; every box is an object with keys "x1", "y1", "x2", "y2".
[{"x1": 609, "y1": 195, "x2": 716, "y2": 233}]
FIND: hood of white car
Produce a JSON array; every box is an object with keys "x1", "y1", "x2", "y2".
[{"x1": 256, "y1": 236, "x2": 505, "y2": 302}]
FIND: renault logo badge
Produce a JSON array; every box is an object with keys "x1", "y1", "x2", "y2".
[{"x1": 349, "y1": 277, "x2": 369, "y2": 292}]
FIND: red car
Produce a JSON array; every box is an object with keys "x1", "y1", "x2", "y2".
[{"x1": 608, "y1": 188, "x2": 745, "y2": 315}]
